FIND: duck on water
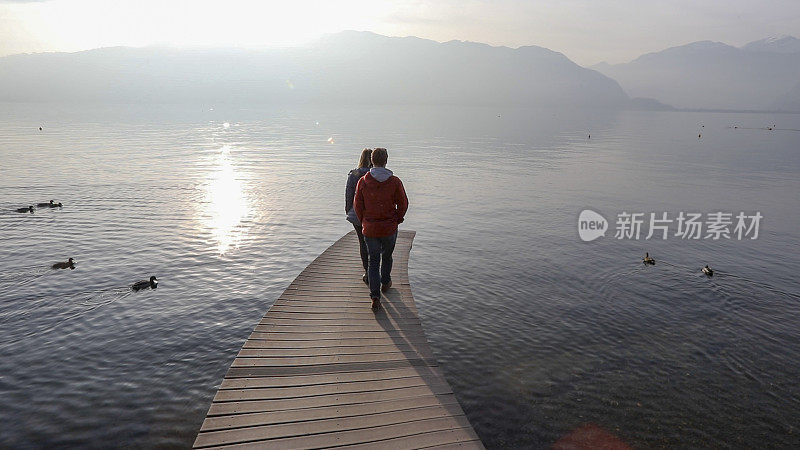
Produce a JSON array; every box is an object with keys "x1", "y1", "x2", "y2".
[
  {"x1": 52, "y1": 258, "x2": 76, "y2": 270},
  {"x1": 643, "y1": 252, "x2": 655, "y2": 265},
  {"x1": 702, "y1": 265, "x2": 714, "y2": 277},
  {"x1": 37, "y1": 200, "x2": 63, "y2": 208},
  {"x1": 131, "y1": 276, "x2": 158, "y2": 291}
]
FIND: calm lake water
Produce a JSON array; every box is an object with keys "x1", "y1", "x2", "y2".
[{"x1": 1, "y1": 103, "x2": 799, "y2": 448}]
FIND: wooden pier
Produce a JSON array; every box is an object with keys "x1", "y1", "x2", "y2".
[{"x1": 194, "y1": 230, "x2": 483, "y2": 449}]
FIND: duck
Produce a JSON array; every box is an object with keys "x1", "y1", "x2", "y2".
[
  {"x1": 131, "y1": 276, "x2": 158, "y2": 291},
  {"x1": 52, "y1": 258, "x2": 76, "y2": 270},
  {"x1": 643, "y1": 252, "x2": 655, "y2": 265},
  {"x1": 37, "y1": 200, "x2": 55, "y2": 207},
  {"x1": 16, "y1": 206, "x2": 34, "y2": 213},
  {"x1": 702, "y1": 265, "x2": 713, "y2": 277}
]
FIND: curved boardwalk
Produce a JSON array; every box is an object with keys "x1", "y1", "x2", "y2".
[{"x1": 194, "y1": 230, "x2": 483, "y2": 449}]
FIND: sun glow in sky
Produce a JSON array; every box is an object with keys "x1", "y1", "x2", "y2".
[
  {"x1": 1, "y1": 0, "x2": 394, "y2": 51},
  {"x1": 2, "y1": 0, "x2": 800, "y2": 65}
]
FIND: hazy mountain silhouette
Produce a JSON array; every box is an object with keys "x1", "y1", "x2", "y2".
[
  {"x1": 593, "y1": 36, "x2": 800, "y2": 111},
  {"x1": 741, "y1": 35, "x2": 800, "y2": 53},
  {"x1": 628, "y1": 97, "x2": 675, "y2": 111},
  {"x1": 0, "y1": 31, "x2": 627, "y2": 107}
]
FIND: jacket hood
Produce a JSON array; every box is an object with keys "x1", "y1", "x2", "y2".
[{"x1": 369, "y1": 167, "x2": 393, "y2": 182}]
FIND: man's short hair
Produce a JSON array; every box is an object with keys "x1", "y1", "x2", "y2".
[{"x1": 371, "y1": 148, "x2": 388, "y2": 167}]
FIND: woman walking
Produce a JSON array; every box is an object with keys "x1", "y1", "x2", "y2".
[{"x1": 345, "y1": 148, "x2": 372, "y2": 283}]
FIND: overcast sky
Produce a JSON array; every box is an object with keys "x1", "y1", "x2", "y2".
[{"x1": 1, "y1": 0, "x2": 799, "y2": 65}]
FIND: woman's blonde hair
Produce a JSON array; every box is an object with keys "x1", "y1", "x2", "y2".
[{"x1": 357, "y1": 148, "x2": 373, "y2": 168}]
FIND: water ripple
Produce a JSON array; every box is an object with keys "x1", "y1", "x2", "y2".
[{"x1": 1, "y1": 104, "x2": 799, "y2": 448}]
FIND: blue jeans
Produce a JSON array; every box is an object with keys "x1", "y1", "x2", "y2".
[
  {"x1": 364, "y1": 232, "x2": 397, "y2": 299},
  {"x1": 352, "y1": 223, "x2": 369, "y2": 272}
]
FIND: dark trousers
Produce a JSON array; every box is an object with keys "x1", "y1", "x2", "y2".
[
  {"x1": 352, "y1": 223, "x2": 369, "y2": 272},
  {"x1": 364, "y1": 232, "x2": 397, "y2": 299}
]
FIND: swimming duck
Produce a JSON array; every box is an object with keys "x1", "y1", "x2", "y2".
[
  {"x1": 16, "y1": 206, "x2": 34, "y2": 213},
  {"x1": 643, "y1": 252, "x2": 655, "y2": 265},
  {"x1": 702, "y1": 265, "x2": 713, "y2": 277},
  {"x1": 37, "y1": 200, "x2": 55, "y2": 207},
  {"x1": 52, "y1": 258, "x2": 76, "y2": 270},
  {"x1": 131, "y1": 276, "x2": 158, "y2": 291}
]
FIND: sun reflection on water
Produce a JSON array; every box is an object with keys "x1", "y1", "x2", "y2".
[{"x1": 201, "y1": 145, "x2": 249, "y2": 255}]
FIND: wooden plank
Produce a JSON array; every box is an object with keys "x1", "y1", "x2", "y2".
[
  {"x1": 200, "y1": 395, "x2": 462, "y2": 431},
  {"x1": 207, "y1": 384, "x2": 455, "y2": 416},
  {"x1": 248, "y1": 330, "x2": 427, "y2": 340},
  {"x1": 277, "y1": 299, "x2": 416, "y2": 307},
  {"x1": 261, "y1": 311, "x2": 420, "y2": 319},
  {"x1": 255, "y1": 321, "x2": 424, "y2": 329},
  {"x1": 287, "y1": 284, "x2": 413, "y2": 291},
  {"x1": 258, "y1": 316, "x2": 423, "y2": 325},
  {"x1": 195, "y1": 405, "x2": 467, "y2": 447},
  {"x1": 230, "y1": 352, "x2": 436, "y2": 368},
  {"x1": 219, "y1": 367, "x2": 448, "y2": 389},
  {"x1": 193, "y1": 230, "x2": 482, "y2": 449},
  {"x1": 225, "y1": 359, "x2": 439, "y2": 378},
  {"x1": 241, "y1": 337, "x2": 430, "y2": 348},
  {"x1": 293, "y1": 273, "x2": 371, "y2": 279},
  {"x1": 253, "y1": 324, "x2": 425, "y2": 333},
  {"x1": 244, "y1": 337, "x2": 430, "y2": 347},
  {"x1": 197, "y1": 416, "x2": 476, "y2": 449},
  {"x1": 213, "y1": 378, "x2": 452, "y2": 402},
  {"x1": 279, "y1": 291, "x2": 367, "y2": 298},
  {"x1": 272, "y1": 301, "x2": 417, "y2": 311},
  {"x1": 237, "y1": 344, "x2": 434, "y2": 357},
  {"x1": 271, "y1": 301, "x2": 419, "y2": 313},
  {"x1": 267, "y1": 306, "x2": 419, "y2": 317},
  {"x1": 421, "y1": 440, "x2": 486, "y2": 449},
  {"x1": 238, "y1": 343, "x2": 434, "y2": 356}
]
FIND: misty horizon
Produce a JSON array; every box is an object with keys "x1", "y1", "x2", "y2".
[
  {"x1": 3, "y1": 0, "x2": 800, "y2": 67},
  {"x1": 1, "y1": 30, "x2": 799, "y2": 112},
  {"x1": 3, "y1": 30, "x2": 799, "y2": 66}
]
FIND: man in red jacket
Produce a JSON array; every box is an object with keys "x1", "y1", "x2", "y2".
[{"x1": 354, "y1": 147, "x2": 409, "y2": 308}]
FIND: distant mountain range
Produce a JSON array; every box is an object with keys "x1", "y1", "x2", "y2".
[
  {"x1": 2, "y1": 31, "x2": 797, "y2": 112},
  {"x1": 593, "y1": 35, "x2": 800, "y2": 111},
  {"x1": 0, "y1": 31, "x2": 628, "y2": 108},
  {"x1": 742, "y1": 35, "x2": 800, "y2": 53}
]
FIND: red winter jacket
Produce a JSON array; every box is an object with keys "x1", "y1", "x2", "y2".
[{"x1": 354, "y1": 170, "x2": 409, "y2": 238}]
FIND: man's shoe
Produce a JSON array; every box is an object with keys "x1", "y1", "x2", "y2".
[
  {"x1": 371, "y1": 297, "x2": 381, "y2": 309},
  {"x1": 381, "y1": 281, "x2": 392, "y2": 293},
  {"x1": 362, "y1": 273, "x2": 368, "y2": 285}
]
